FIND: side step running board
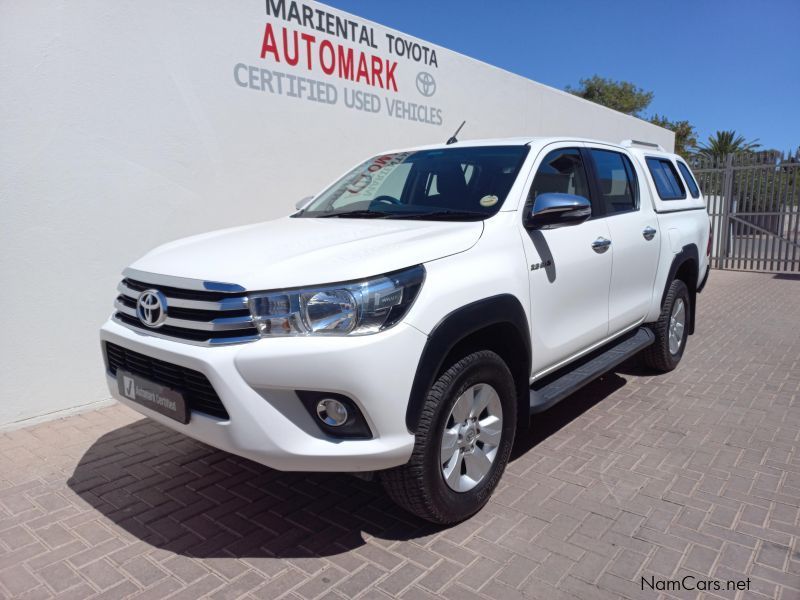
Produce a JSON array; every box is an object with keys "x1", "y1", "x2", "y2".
[{"x1": 529, "y1": 327, "x2": 655, "y2": 414}]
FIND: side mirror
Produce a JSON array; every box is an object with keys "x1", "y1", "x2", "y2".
[
  {"x1": 526, "y1": 193, "x2": 591, "y2": 229},
  {"x1": 295, "y1": 196, "x2": 314, "y2": 210}
]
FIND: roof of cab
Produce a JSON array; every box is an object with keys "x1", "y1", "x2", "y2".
[
  {"x1": 384, "y1": 136, "x2": 674, "y2": 155},
  {"x1": 381, "y1": 137, "x2": 537, "y2": 153}
]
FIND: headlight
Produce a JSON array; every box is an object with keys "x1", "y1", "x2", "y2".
[{"x1": 248, "y1": 265, "x2": 425, "y2": 336}]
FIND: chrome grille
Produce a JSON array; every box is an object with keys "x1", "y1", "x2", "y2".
[{"x1": 113, "y1": 277, "x2": 259, "y2": 345}]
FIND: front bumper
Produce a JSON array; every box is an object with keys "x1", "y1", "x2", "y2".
[{"x1": 100, "y1": 317, "x2": 426, "y2": 471}]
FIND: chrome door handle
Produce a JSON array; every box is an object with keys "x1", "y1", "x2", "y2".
[
  {"x1": 643, "y1": 226, "x2": 657, "y2": 241},
  {"x1": 591, "y1": 237, "x2": 611, "y2": 253}
]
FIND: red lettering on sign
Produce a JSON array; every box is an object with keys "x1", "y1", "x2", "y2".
[
  {"x1": 319, "y1": 40, "x2": 335, "y2": 75},
  {"x1": 282, "y1": 28, "x2": 299, "y2": 66},
  {"x1": 300, "y1": 33, "x2": 316, "y2": 70},
  {"x1": 385, "y1": 61, "x2": 398, "y2": 92},
  {"x1": 355, "y1": 53, "x2": 369, "y2": 85},
  {"x1": 371, "y1": 56, "x2": 384, "y2": 89},
  {"x1": 258, "y1": 24, "x2": 400, "y2": 93},
  {"x1": 260, "y1": 23, "x2": 280, "y2": 62},
  {"x1": 338, "y1": 46, "x2": 354, "y2": 80}
]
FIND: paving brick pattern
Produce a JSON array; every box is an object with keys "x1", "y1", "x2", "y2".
[{"x1": 1, "y1": 270, "x2": 799, "y2": 599}]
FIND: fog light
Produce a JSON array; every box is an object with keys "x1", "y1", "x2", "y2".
[
  {"x1": 316, "y1": 398, "x2": 348, "y2": 426},
  {"x1": 297, "y1": 391, "x2": 372, "y2": 439}
]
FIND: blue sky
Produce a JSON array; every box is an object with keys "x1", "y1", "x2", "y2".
[{"x1": 324, "y1": 0, "x2": 800, "y2": 151}]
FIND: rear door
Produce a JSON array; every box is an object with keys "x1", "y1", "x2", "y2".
[
  {"x1": 520, "y1": 143, "x2": 612, "y2": 375},
  {"x1": 586, "y1": 145, "x2": 660, "y2": 334}
]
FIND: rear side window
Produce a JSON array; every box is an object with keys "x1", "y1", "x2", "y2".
[
  {"x1": 646, "y1": 157, "x2": 686, "y2": 200},
  {"x1": 589, "y1": 149, "x2": 638, "y2": 214},
  {"x1": 676, "y1": 161, "x2": 700, "y2": 199}
]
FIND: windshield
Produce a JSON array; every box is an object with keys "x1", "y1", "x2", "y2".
[{"x1": 295, "y1": 145, "x2": 530, "y2": 220}]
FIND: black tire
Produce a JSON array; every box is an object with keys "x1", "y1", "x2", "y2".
[
  {"x1": 643, "y1": 279, "x2": 690, "y2": 372},
  {"x1": 381, "y1": 350, "x2": 517, "y2": 524}
]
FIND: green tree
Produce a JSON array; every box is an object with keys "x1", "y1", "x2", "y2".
[
  {"x1": 566, "y1": 75, "x2": 653, "y2": 116},
  {"x1": 695, "y1": 130, "x2": 761, "y2": 158},
  {"x1": 648, "y1": 115, "x2": 697, "y2": 159}
]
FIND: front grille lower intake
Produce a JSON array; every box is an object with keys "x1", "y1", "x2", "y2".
[
  {"x1": 104, "y1": 342, "x2": 229, "y2": 420},
  {"x1": 113, "y1": 278, "x2": 259, "y2": 345}
]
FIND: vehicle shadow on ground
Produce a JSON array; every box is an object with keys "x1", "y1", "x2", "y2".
[
  {"x1": 67, "y1": 363, "x2": 638, "y2": 559},
  {"x1": 512, "y1": 366, "x2": 635, "y2": 459},
  {"x1": 773, "y1": 273, "x2": 800, "y2": 281}
]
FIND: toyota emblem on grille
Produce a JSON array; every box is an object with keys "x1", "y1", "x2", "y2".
[{"x1": 137, "y1": 289, "x2": 168, "y2": 328}]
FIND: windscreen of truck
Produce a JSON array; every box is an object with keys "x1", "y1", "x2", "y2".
[{"x1": 295, "y1": 146, "x2": 530, "y2": 220}]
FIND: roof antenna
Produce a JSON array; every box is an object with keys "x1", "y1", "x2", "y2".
[{"x1": 446, "y1": 121, "x2": 466, "y2": 145}]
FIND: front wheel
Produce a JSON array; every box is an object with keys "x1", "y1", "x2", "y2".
[
  {"x1": 643, "y1": 279, "x2": 690, "y2": 372},
  {"x1": 381, "y1": 350, "x2": 517, "y2": 524}
]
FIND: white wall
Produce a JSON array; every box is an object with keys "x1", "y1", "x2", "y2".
[{"x1": 0, "y1": 0, "x2": 673, "y2": 427}]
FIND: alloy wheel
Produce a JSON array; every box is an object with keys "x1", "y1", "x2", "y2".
[
  {"x1": 669, "y1": 298, "x2": 686, "y2": 355},
  {"x1": 440, "y1": 383, "x2": 503, "y2": 492}
]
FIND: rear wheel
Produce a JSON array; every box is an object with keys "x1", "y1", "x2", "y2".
[
  {"x1": 643, "y1": 279, "x2": 690, "y2": 372},
  {"x1": 381, "y1": 350, "x2": 516, "y2": 524}
]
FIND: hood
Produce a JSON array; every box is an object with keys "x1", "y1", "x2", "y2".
[{"x1": 128, "y1": 216, "x2": 483, "y2": 290}]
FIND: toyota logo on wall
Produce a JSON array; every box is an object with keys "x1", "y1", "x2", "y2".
[
  {"x1": 137, "y1": 289, "x2": 168, "y2": 328},
  {"x1": 416, "y1": 71, "x2": 436, "y2": 97}
]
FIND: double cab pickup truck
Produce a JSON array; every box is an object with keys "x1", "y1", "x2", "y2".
[{"x1": 101, "y1": 137, "x2": 711, "y2": 523}]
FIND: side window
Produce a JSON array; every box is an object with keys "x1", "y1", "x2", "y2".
[
  {"x1": 589, "y1": 149, "x2": 638, "y2": 214},
  {"x1": 528, "y1": 148, "x2": 591, "y2": 202},
  {"x1": 645, "y1": 157, "x2": 686, "y2": 200},
  {"x1": 676, "y1": 161, "x2": 700, "y2": 199}
]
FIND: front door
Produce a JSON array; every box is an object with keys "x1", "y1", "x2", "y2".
[{"x1": 520, "y1": 145, "x2": 612, "y2": 377}]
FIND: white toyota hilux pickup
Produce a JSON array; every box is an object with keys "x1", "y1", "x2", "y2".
[{"x1": 101, "y1": 137, "x2": 711, "y2": 523}]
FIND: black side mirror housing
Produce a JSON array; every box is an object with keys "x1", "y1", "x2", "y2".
[{"x1": 525, "y1": 193, "x2": 592, "y2": 229}]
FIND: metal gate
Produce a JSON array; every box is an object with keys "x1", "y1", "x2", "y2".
[{"x1": 691, "y1": 150, "x2": 800, "y2": 272}]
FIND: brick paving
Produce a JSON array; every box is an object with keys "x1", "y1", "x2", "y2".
[{"x1": 1, "y1": 269, "x2": 799, "y2": 600}]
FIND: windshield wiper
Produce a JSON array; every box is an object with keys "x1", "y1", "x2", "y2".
[
  {"x1": 313, "y1": 209, "x2": 488, "y2": 220},
  {"x1": 316, "y1": 210, "x2": 391, "y2": 219},
  {"x1": 388, "y1": 209, "x2": 488, "y2": 221}
]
